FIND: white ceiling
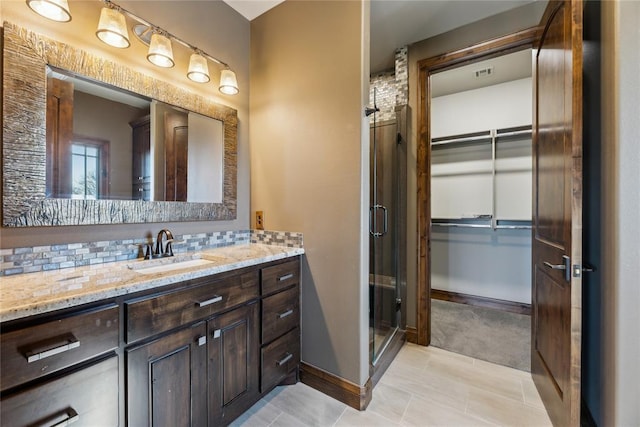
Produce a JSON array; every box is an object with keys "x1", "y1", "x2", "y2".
[
  {"x1": 222, "y1": 0, "x2": 285, "y2": 21},
  {"x1": 431, "y1": 49, "x2": 532, "y2": 98},
  {"x1": 223, "y1": 0, "x2": 541, "y2": 74}
]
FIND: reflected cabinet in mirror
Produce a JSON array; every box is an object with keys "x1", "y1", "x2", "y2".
[{"x1": 2, "y1": 22, "x2": 237, "y2": 226}]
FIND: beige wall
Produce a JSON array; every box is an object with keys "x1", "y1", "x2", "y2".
[
  {"x1": 0, "y1": 0, "x2": 250, "y2": 246},
  {"x1": 405, "y1": 1, "x2": 546, "y2": 328},
  {"x1": 250, "y1": 1, "x2": 370, "y2": 385},
  {"x1": 602, "y1": 1, "x2": 640, "y2": 425}
]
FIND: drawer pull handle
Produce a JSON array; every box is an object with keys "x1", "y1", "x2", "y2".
[
  {"x1": 278, "y1": 309, "x2": 294, "y2": 319},
  {"x1": 48, "y1": 407, "x2": 80, "y2": 427},
  {"x1": 277, "y1": 353, "x2": 293, "y2": 366},
  {"x1": 278, "y1": 273, "x2": 294, "y2": 282},
  {"x1": 196, "y1": 295, "x2": 223, "y2": 307},
  {"x1": 25, "y1": 335, "x2": 80, "y2": 363}
]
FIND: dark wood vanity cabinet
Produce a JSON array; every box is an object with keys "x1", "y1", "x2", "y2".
[
  {"x1": 260, "y1": 260, "x2": 301, "y2": 392},
  {"x1": 126, "y1": 322, "x2": 208, "y2": 427},
  {"x1": 0, "y1": 303, "x2": 120, "y2": 427},
  {"x1": 0, "y1": 256, "x2": 301, "y2": 427},
  {"x1": 208, "y1": 302, "x2": 260, "y2": 424}
]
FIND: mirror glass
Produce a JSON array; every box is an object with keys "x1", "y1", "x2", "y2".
[
  {"x1": 3, "y1": 22, "x2": 237, "y2": 226},
  {"x1": 46, "y1": 67, "x2": 224, "y2": 203}
]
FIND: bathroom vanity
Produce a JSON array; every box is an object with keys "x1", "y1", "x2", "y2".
[{"x1": 0, "y1": 245, "x2": 302, "y2": 426}]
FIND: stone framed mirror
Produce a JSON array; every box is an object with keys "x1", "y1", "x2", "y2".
[{"x1": 2, "y1": 22, "x2": 237, "y2": 226}]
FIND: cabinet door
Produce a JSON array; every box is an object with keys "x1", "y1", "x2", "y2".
[
  {"x1": 127, "y1": 323, "x2": 207, "y2": 427},
  {"x1": 208, "y1": 302, "x2": 259, "y2": 425}
]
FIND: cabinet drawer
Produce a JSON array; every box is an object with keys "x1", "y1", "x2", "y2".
[
  {"x1": 262, "y1": 285, "x2": 299, "y2": 344},
  {"x1": 126, "y1": 270, "x2": 259, "y2": 343},
  {"x1": 1, "y1": 355, "x2": 119, "y2": 427},
  {"x1": 261, "y1": 259, "x2": 300, "y2": 296},
  {"x1": 1, "y1": 304, "x2": 119, "y2": 392},
  {"x1": 261, "y1": 328, "x2": 299, "y2": 393}
]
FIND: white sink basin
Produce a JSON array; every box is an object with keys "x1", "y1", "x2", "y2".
[{"x1": 129, "y1": 257, "x2": 217, "y2": 275}]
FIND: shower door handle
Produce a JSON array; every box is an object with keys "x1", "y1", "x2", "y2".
[{"x1": 369, "y1": 205, "x2": 388, "y2": 237}]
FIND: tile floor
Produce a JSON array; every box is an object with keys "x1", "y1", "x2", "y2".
[{"x1": 232, "y1": 343, "x2": 552, "y2": 426}]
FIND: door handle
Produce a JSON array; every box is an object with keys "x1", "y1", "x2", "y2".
[
  {"x1": 543, "y1": 255, "x2": 571, "y2": 282},
  {"x1": 369, "y1": 205, "x2": 388, "y2": 237}
]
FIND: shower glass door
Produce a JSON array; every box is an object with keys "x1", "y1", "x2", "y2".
[{"x1": 370, "y1": 107, "x2": 406, "y2": 364}]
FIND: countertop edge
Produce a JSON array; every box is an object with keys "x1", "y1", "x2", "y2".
[{"x1": 1, "y1": 244, "x2": 304, "y2": 323}]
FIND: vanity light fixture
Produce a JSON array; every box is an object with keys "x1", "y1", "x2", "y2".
[
  {"x1": 96, "y1": 4, "x2": 130, "y2": 48},
  {"x1": 147, "y1": 32, "x2": 175, "y2": 68},
  {"x1": 26, "y1": 0, "x2": 72, "y2": 22},
  {"x1": 28, "y1": 0, "x2": 239, "y2": 95},
  {"x1": 187, "y1": 51, "x2": 211, "y2": 83},
  {"x1": 219, "y1": 69, "x2": 240, "y2": 95}
]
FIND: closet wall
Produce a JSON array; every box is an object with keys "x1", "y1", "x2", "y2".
[{"x1": 431, "y1": 76, "x2": 532, "y2": 304}]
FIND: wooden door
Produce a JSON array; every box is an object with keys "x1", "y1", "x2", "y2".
[
  {"x1": 531, "y1": 1, "x2": 583, "y2": 425},
  {"x1": 164, "y1": 111, "x2": 188, "y2": 201},
  {"x1": 126, "y1": 323, "x2": 207, "y2": 427},
  {"x1": 130, "y1": 115, "x2": 151, "y2": 201},
  {"x1": 208, "y1": 302, "x2": 259, "y2": 425},
  {"x1": 46, "y1": 77, "x2": 74, "y2": 198}
]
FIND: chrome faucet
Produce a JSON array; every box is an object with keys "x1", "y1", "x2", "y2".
[{"x1": 144, "y1": 228, "x2": 175, "y2": 259}]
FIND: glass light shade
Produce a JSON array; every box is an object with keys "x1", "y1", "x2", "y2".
[
  {"x1": 26, "y1": 0, "x2": 71, "y2": 22},
  {"x1": 187, "y1": 53, "x2": 210, "y2": 83},
  {"x1": 219, "y1": 69, "x2": 239, "y2": 95},
  {"x1": 147, "y1": 33, "x2": 175, "y2": 68},
  {"x1": 96, "y1": 7, "x2": 130, "y2": 48}
]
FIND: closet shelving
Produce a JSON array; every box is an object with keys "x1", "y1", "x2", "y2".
[{"x1": 431, "y1": 124, "x2": 532, "y2": 230}]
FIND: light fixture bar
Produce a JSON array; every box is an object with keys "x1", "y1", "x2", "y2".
[{"x1": 103, "y1": 0, "x2": 230, "y2": 69}]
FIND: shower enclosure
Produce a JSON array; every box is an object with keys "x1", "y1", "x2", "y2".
[{"x1": 369, "y1": 105, "x2": 407, "y2": 367}]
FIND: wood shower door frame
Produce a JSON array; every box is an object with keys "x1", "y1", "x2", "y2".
[{"x1": 415, "y1": 28, "x2": 540, "y2": 346}]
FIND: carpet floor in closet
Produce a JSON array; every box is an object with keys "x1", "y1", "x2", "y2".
[{"x1": 430, "y1": 299, "x2": 531, "y2": 372}]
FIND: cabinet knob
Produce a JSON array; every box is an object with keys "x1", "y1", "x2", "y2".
[{"x1": 197, "y1": 335, "x2": 207, "y2": 346}]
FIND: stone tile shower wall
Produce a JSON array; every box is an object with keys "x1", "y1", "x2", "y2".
[
  {"x1": 369, "y1": 46, "x2": 408, "y2": 123},
  {"x1": 0, "y1": 230, "x2": 303, "y2": 276}
]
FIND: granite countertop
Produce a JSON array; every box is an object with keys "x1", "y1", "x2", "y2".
[{"x1": 0, "y1": 243, "x2": 304, "y2": 323}]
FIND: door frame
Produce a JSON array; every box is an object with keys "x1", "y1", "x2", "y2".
[{"x1": 415, "y1": 28, "x2": 540, "y2": 345}]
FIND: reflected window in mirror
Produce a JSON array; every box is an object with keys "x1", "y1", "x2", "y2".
[{"x1": 71, "y1": 137, "x2": 109, "y2": 200}]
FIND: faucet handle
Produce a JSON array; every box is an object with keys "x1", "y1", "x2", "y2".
[{"x1": 143, "y1": 243, "x2": 153, "y2": 260}]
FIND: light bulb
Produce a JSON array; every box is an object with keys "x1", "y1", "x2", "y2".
[
  {"x1": 187, "y1": 53, "x2": 210, "y2": 83},
  {"x1": 219, "y1": 69, "x2": 239, "y2": 95},
  {"x1": 26, "y1": 0, "x2": 71, "y2": 22},
  {"x1": 96, "y1": 7, "x2": 130, "y2": 49},
  {"x1": 147, "y1": 33, "x2": 174, "y2": 68}
]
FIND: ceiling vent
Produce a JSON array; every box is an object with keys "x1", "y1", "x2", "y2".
[{"x1": 474, "y1": 67, "x2": 494, "y2": 78}]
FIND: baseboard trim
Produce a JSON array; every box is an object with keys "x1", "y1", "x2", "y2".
[
  {"x1": 431, "y1": 289, "x2": 531, "y2": 315},
  {"x1": 405, "y1": 326, "x2": 418, "y2": 344},
  {"x1": 300, "y1": 362, "x2": 372, "y2": 410}
]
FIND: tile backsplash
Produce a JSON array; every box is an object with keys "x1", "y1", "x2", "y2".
[{"x1": 1, "y1": 229, "x2": 303, "y2": 276}]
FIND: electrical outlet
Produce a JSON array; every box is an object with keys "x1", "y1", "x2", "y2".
[{"x1": 255, "y1": 211, "x2": 264, "y2": 230}]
